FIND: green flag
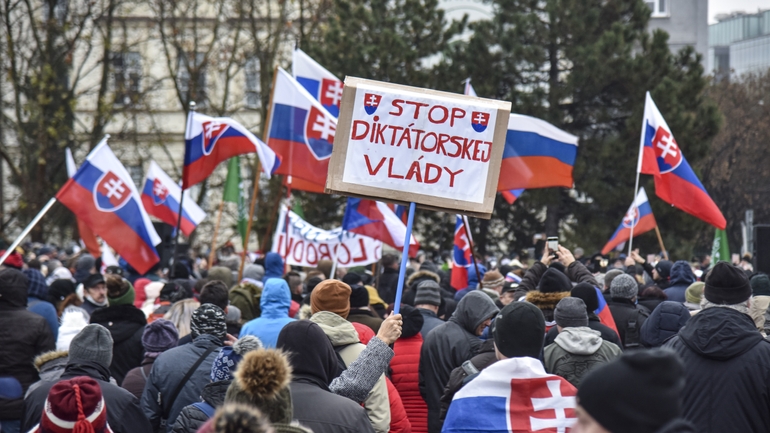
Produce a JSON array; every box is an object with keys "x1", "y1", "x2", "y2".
[
  {"x1": 292, "y1": 201, "x2": 305, "y2": 220},
  {"x1": 224, "y1": 157, "x2": 248, "y2": 245},
  {"x1": 711, "y1": 228, "x2": 730, "y2": 266}
]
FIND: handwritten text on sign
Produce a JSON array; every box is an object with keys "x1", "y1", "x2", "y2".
[
  {"x1": 271, "y1": 207, "x2": 382, "y2": 268},
  {"x1": 341, "y1": 84, "x2": 499, "y2": 204}
]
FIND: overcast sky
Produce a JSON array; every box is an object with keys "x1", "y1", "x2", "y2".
[{"x1": 709, "y1": 0, "x2": 768, "y2": 23}]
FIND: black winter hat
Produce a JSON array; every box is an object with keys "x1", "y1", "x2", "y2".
[
  {"x1": 538, "y1": 268, "x2": 572, "y2": 293},
  {"x1": 578, "y1": 348, "x2": 685, "y2": 433},
  {"x1": 399, "y1": 304, "x2": 425, "y2": 339},
  {"x1": 342, "y1": 272, "x2": 363, "y2": 286},
  {"x1": 571, "y1": 283, "x2": 599, "y2": 313},
  {"x1": 654, "y1": 260, "x2": 674, "y2": 280},
  {"x1": 750, "y1": 273, "x2": 770, "y2": 297},
  {"x1": 83, "y1": 273, "x2": 105, "y2": 289},
  {"x1": 48, "y1": 278, "x2": 77, "y2": 304},
  {"x1": 492, "y1": 302, "x2": 545, "y2": 359},
  {"x1": 704, "y1": 261, "x2": 751, "y2": 305},
  {"x1": 349, "y1": 285, "x2": 370, "y2": 308}
]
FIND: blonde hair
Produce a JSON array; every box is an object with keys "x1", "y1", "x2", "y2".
[{"x1": 164, "y1": 298, "x2": 200, "y2": 338}]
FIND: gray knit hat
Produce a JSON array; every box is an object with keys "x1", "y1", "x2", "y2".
[
  {"x1": 68, "y1": 324, "x2": 113, "y2": 368},
  {"x1": 242, "y1": 264, "x2": 265, "y2": 282},
  {"x1": 415, "y1": 280, "x2": 441, "y2": 307},
  {"x1": 554, "y1": 297, "x2": 589, "y2": 328},
  {"x1": 610, "y1": 274, "x2": 639, "y2": 300}
]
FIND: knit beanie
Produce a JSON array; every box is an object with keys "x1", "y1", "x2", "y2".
[
  {"x1": 191, "y1": 303, "x2": 227, "y2": 340},
  {"x1": 208, "y1": 266, "x2": 234, "y2": 288},
  {"x1": 142, "y1": 319, "x2": 179, "y2": 355},
  {"x1": 38, "y1": 377, "x2": 110, "y2": 433},
  {"x1": 578, "y1": 349, "x2": 685, "y2": 433},
  {"x1": 23, "y1": 269, "x2": 48, "y2": 300},
  {"x1": 172, "y1": 262, "x2": 190, "y2": 280},
  {"x1": 0, "y1": 250, "x2": 23, "y2": 269},
  {"x1": 211, "y1": 335, "x2": 263, "y2": 382},
  {"x1": 554, "y1": 297, "x2": 589, "y2": 328},
  {"x1": 610, "y1": 274, "x2": 639, "y2": 300},
  {"x1": 226, "y1": 349, "x2": 293, "y2": 425},
  {"x1": 349, "y1": 285, "x2": 370, "y2": 308},
  {"x1": 571, "y1": 283, "x2": 599, "y2": 313},
  {"x1": 415, "y1": 280, "x2": 441, "y2": 307},
  {"x1": 704, "y1": 261, "x2": 751, "y2": 305},
  {"x1": 211, "y1": 404, "x2": 274, "y2": 433},
  {"x1": 242, "y1": 264, "x2": 265, "y2": 282},
  {"x1": 750, "y1": 273, "x2": 770, "y2": 297},
  {"x1": 399, "y1": 305, "x2": 425, "y2": 339},
  {"x1": 310, "y1": 280, "x2": 351, "y2": 319},
  {"x1": 68, "y1": 324, "x2": 113, "y2": 369},
  {"x1": 603, "y1": 269, "x2": 624, "y2": 289},
  {"x1": 654, "y1": 260, "x2": 674, "y2": 280},
  {"x1": 341, "y1": 273, "x2": 363, "y2": 286},
  {"x1": 481, "y1": 270, "x2": 505, "y2": 289},
  {"x1": 537, "y1": 268, "x2": 572, "y2": 293},
  {"x1": 685, "y1": 282, "x2": 705, "y2": 305},
  {"x1": 492, "y1": 302, "x2": 545, "y2": 359},
  {"x1": 49, "y1": 278, "x2": 77, "y2": 304},
  {"x1": 106, "y1": 275, "x2": 134, "y2": 306}
]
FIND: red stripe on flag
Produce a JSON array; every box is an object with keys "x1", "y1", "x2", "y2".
[
  {"x1": 183, "y1": 137, "x2": 257, "y2": 188},
  {"x1": 497, "y1": 157, "x2": 573, "y2": 190}
]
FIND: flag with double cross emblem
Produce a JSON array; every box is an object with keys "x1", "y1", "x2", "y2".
[
  {"x1": 56, "y1": 138, "x2": 161, "y2": 274},
  {"x1": 293, "y1": 48, "x2": 344, "y2": 118},
  {"x1": 638, "y1": 92, "x2": 726, "y2": 229},
  {"x1": 602, "y1": 187, "x2": 657, "y2": 255},
  {"x1": 142, "y1": 160, "x2": 206, "y2": 237},
  {"x1": 364, "y1": 93, "x2": 382, "y2": 115}
]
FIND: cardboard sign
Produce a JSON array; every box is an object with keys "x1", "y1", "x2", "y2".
[
  {"x1": 272, "y1": 206, "x2": 382, "y2": 268},
  {"x1": 326, "y1": 77, "x2": 511, "y2": 219}
]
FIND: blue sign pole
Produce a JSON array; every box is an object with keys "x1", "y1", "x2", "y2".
[{"x1": 392, "y1": 202, "x2": 416, "y2": 314}]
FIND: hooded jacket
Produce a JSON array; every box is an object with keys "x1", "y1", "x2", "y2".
[
  {"x1": 543, "y1": 327, "x2": 622, "y2": 387},
  {"x1": 228, "y1": 281, "x2": 263, "y2": 323},
  {"x1": 663, "y1": 261, "x2": 696, "y2": 303},
  {"x1": 171, "y1": 379, "x2": 230, "y2": 433},
  {"x1": 640, "y1": 301, "x2": 691, "y2": 348},
  {"x1": 90, "y1": 304, "x2": 147, "y2": 384},
  {"x1": 239, "y1": 279, "x2": 294, "y2": 348},
  {"x1": 276, "y1": 320, "x2": 375, "y2": 433},
  {"x1": 544, "y1": 313, "x2": 622, "y2": 349},
  {"x1": 0, "y1": 268, "x2": 55, "y2": 419},
  {"x1": 663, "y1": 307, "x2": 770, "y2": 432},
  {"x1": 24, "y1": 351, "x2": 69, "y2": 398},
  {"x1": 419, "y1": 291, "x2": 499, "y2": 433},
  {"x1": 310, "y1": 311, "x2": 391, "y2": 433},
  {"x1": 263, "y1": 252, "x2": 284, "y2": 283}
]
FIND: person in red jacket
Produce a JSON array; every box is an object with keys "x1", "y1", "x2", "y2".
[
  {"x1": 390, "y1": 305, "x2": 427, "y2": 433},
  {"x1": 352, "y1": 321, "x2": 412, "y2": 433}
]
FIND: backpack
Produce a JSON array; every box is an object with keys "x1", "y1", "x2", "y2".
[
  {"x1": 192, "y1": 401, "x2": 216, "y2": 418},
  {"x1": 624, "y1": 308, "x2": 650, "y2": 349},
  {"x1": 333, "y1": 343, "x2": 357, "y2": 377}
]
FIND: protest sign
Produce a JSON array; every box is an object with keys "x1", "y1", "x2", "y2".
[
  {"x1": 326, "y1": 77, "x2": 511, "y2": 218},
  {"x1": 271, "y1": 206, "x2": 382, "y2": 268}
]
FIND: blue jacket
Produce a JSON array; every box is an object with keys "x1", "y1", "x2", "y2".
[
  {"x1": 240, "y1": 279, "x2": 294, "y2": 348},
  {"x1": 663, "y1": 261, "x2": 696, "y2": 303},
  {"x1": 263, "y1": 252, "x2": 284, "y2": 283},
  {"x1": 23, "y1": 269, "x2": 58, "y2": 341},
  {"x1": 453, "y1": 264, "x2": 487, "y2": 302},
  {"x1": 640, "y1": 301, "x2": 691, "y2": 347}
]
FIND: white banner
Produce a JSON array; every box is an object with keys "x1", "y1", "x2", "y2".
[{"x1": 271, "y1": 207, "x2": 382, "y2": 268}]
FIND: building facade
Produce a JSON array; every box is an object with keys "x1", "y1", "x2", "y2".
[
  {"x1": 708, "y1": 10, "x2": 770, "y2": 78},
  {"x1": 646, "y1": 0, "x2": 709, "y2": 66}
]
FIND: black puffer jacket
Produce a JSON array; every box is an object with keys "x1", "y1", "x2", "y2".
[
  {"x1": 0, "y1": 268, "x2": 55, "y2": 419},
  {"x1": 640, "y1": 301, "x2": 690, "y2": 347},
  {"x1": 419, "y1": 291, "x2": 499, "y2": 433},
  {"x1": 90, "y1": 304, "x2": 147, "y2": 385},
  {"x1": 664, "y1": 307, "x2": 770, "y2": 432},
  {"x1": 662, "y1": 261, "x2": 696, "y2": 303},
  {"x1": 171, "y1": 380, "x2": 230, "y2": 433},
  {"x1": 438, "y1": 339, "x2": 497, "y2": 422}
]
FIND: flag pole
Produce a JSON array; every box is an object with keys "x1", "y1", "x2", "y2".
[
  {"x1": 0, "y1": 198, "x2": 57, "y2": 266},
  {"x1": 237, "y1": 159, "x2": 262, "y2": 282},
  {"x1": 393, "y1": 202, "x2": 416, "y2": 315},
  {"x1": 207, "y1": 200, "x2": 225, "y2": 269},
  {"x1": 654, "y1": 225, "x2": 668, "y2": 260},
  {"x1": 171, "y1": 101, "x2": 196, "y2": 277},
  {"x1": 462, "y1": 215, "x2": 482, "y2": 288},
  {"x1": 630, "y1": 93, "x2": 649, "y2": 256}
]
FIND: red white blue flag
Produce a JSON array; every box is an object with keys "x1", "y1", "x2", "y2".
[
  {"x1": 65, "y1": 148, "x2": 102, "y2": 257},
  {"x1": 501, "y1": 189, "x2": 524, "y2": 205},
  {"x1": 56, "y1": 138, "x2": 161, "y2": 274},
  {"x1": 638, "y1": 92, "x2": 726, "y2": 229},
  {"x1": 498, "y1": 114, "x2": 578, "y2": 190},
  {"x1": 267, "y1": 68, "x2": 337, "y2": 192},
  {"x1": 292, "y1": 48, "x2": 343, "y2": 118},
  {"x1": 601, "y1": 187, "x2": 657, "y2": 255},
  {"x1": 182, "y1": 112, "x2": 278, "y2": 189},
  {"x1": 342, "y1": 198, "x2": 419, "y2": 256},
  {"x1": 141, "y1": 161, "x2": 206, "y2": 237},
  {"x1": 451, "y1": 215, "x2": 473, "y2": 290}
]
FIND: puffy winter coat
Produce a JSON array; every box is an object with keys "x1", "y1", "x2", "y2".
[
  {"x1": 171, "y1": 380, "x2": 230, "y2": 433},
  {"x1": 90, "y1": 304, "x2": 147, "y2": 385},
  {"x1": 392, "y1": 334, "x2": 427, "y2": 433},
  {"x1": 662, "y1": 261, "x2": 696, "y2": 303},
  {"x1": 664, "y1": 307, "x2": 770, "y2": 433},
  {"x1": 543, "y1": 327, "x2": 622, "y2": 387},
  {"x1": 348, "y1": 308, "x2": 383, "y2": 334},
  {"x1": 608, "y1": 298, "x2": 650, "y2": 349},
  {"x1": 419, "y1": 291, "x2": 499, "y2": 433},
  {"x1": 417, "y1": 308, "x2": 444, "y2": 338},
  {"x1": 25, "y1": 350, "x2": 68, "y2": 398},
  {"x1": 22, "y1": 361, "x2": 152, "y2": 433},
  {"x1": 122, "y1": 356, "x2": 156, "y2": 400},
  {"x1": 640, "y1": 301, "x2": 691, "y2": 347},
  {"x1": 239, "y1": 279, "x2": 294, "y2": 348},
  {"x1": 228, "y1": 281, "x2": 262, "y2": 323}
]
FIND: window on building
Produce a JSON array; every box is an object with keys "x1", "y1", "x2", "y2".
[
  {"x1": 244, "y1": 57, "x2": 261, "y2": 109},
  {"x1": 645, "y1": 0, "x2": 668, "y2": 17},
  {"x1": 177, "y1": 52, "x2": 207, "y2": 106},
  {"x1": 126, "y1": 164, "x2": 143, "y2": 189},
  {"x1": 113, "y1": 52, "x2": 142, "y2": 106}
]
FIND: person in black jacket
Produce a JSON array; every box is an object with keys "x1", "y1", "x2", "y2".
[
  {"x1": 640, "y1": 301, "x2": 690, "y2": 348},
  {"x1": 664, "y1": 262, "x2": 770, "y2": 433},
  {"x1": 22, "y1": 324, "x2": 152, "y2": 433},
  {"x1": 0, "y1": 268, "x2": 55, "y2": 433},
  {"x1": 607, "y1": 274, "x2": 650, "y2": 349},
  {"x1": 545, "y1": 283, "x2": 622, "y2": 348},
  {"x1": 89, "y1": 275, "x2": 146, "y2": 385},
  {"x1": 377, "y1": 254, "x2": 400, "y2": 304},
  {"x1": 630, "y1": 251, "x2": 673, "y2": 290}
]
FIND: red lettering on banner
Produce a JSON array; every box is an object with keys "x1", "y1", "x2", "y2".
[
  {"x1": 450, "y1": 107, "x2": 466, "y2": 127},
  {"x1": 390, "y1": 99, "x2": 404, "y2": 116},
  {"x1": 352, "y1": 238, "x2": 368, "y2": 262},
  {"x1": 292, "y1": 240, "x2": 305, "y2": 262},
  {"x1": 425, "y1": 163, "x2": 441, "y2": 184},
  {"x1": 318, "y1": 244, "x2": 332, "y2": 261},
  {"x1": 352, "y1": 120, "x2": 369, "y2": 140},
  {"x1": 404, "y1": 101, "x2": 430, "y2": 119},
  {"x1": 444, "y1": 167, "x2": 463, "y2": 187},
  {"x1": 365, "y1": 155, "x2": 386, "y2": 176},
  {"x1": 388, "y1": 158, "x2": 404, "y2": 179},
  {"x1": 428, "y1": 105, "x2": 449, "y2": 124},
  {"x1": 306, "y1": 244, "x2": 318, "y2": 266}
]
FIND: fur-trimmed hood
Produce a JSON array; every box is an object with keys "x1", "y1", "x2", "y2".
[
  {"x1": 34, "y1": 350, "x2": 69, "y2": 372},
  {"x1": 407, "y1": 270, "x2": 440, "y2": 288},
  {"x1": 525, "y1": 290, "x2": 571, "y2": 310}
]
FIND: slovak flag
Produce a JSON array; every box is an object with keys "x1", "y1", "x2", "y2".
[
  {"x1": 638, "y1": 92, "x2": 726, "y2": 229},
  {"x1": 56, "y1": 138, "x2": 161, "y2": 274},
  {"x1": 141, "y1": 161, "x2": 206, "y2": 236},
  {"x1": 451, "y1": 215, "x2": 473, "y2": 290},
  {"x1": 601, "y1": 187, "x2": 657, "y2": 255},
  {"x1": 292, "y1": 48, "x2": 344, "y2": 118},
  {"x1": 499, "y1": 114, "x2": 578, "y2": 190},
  {"x1": 594, "y1": 286, "x2": 620, "y2": 338},
  {"x1": 501, "y1": 189, "x2": 524, "y2": 205},
  {"x1": 342, "y1": 198, "x2": 419, "y2": 256},
  {"x1": 182, "y1": 112, "x2": 278, "y2": 189},
  {"x1": 268, "y1": 68, "x2": 337, "y2": 192},
  {"x1": 463, "y1": 78, "x2": 478, "y2": 97},
  {"x1": 443, "y1": 357, "x2": 576, "y2": 433}
]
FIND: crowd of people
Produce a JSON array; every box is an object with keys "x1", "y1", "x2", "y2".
[{"x1": 1, "y1": 241, "x2": 770, "y2": 433}]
